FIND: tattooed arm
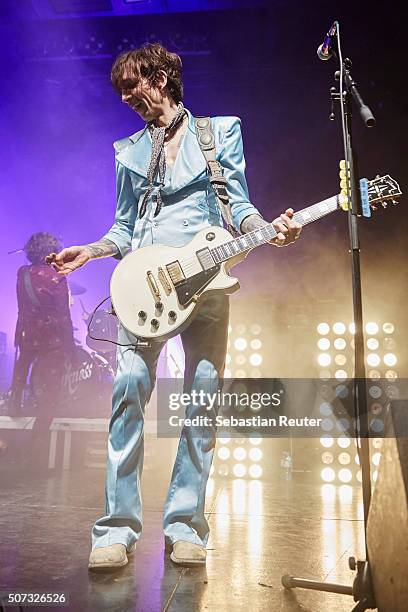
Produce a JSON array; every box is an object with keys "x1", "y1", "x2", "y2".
[
  {"x1": 46, "y1": 237, "x2": 120, "y2": 275},
  {"x1": 241, "y1": 210, "x2": 302, "y2": 247}
]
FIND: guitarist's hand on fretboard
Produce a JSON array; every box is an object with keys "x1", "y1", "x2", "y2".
[{"x1": 241, "y1": 209, "x2": 302, "y2": 247}]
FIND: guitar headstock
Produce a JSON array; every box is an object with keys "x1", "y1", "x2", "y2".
[
  {"x1": 338, "y1": 165, "x2": 402, "y2": 215},
  {"x1": 366, "y1": 174, "x2": 402, "y2": 209}
]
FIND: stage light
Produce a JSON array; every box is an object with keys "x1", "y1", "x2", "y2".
[
  {"x1": 338, "y1": 452, "x2": 351, "y2": 465},
  {"x1": 382, "y1": 322, "x2": 394, "y2": 334},
  {"x1": 320, "y1": 435, "x2": 334, "y2": 448},
  {"x1": 234, "y1": 337, "x2": 247, "y2": 351},
  {"x1": 370, "y1": 418, "x2": 384, "y2": 433},
  {"x1": 338, "y1": 468, "x2": 352, "y2": 483},
  {"x1": 383, "y1": 353, "x2": 397, "y2": 367},
  {"x1": 249, "y1": 448, "x2": 262, "y2": 461},
  {"x1": 250, "y1": 323, "x2": 262, "y2": 335},
  {"x1": 372, "y1": 452, "x2": 381, "y2": 467},
  {"x1": 249, "y1": 464, "x2": 263, "y2": 478},
  {"x1": 317, "y1": 323, "x2": 330, "y2": 335},
  {"x1": 334, "y1": 370, "x2": 348, "y2": 380},
  {"x1": 385, "y1": 370, "x2": 398, "y2": 380},
  {"x1": 233, "y1": 447, "x2": 247, "y2": 461},
  {"x1": 317, "y1": 338, "x2": 330, "y2": 350},
  {"x1": 334, "y1": 354, "x2": 347, "y2": 366},
  {"x1": 334, "y1": 338, "x2": 346, "y2": 350},
  {"x1": 355, "y1": 454, "x2": 360, "y2": 464},
  {"x1": 367, "y1": 353, "x2": 380, "y2": 367},
  {"x1": 349, "y1": 322, "x2": 356, "y2": 334},
  {"x1": 218, "y1": 447, "x2": 230, "y2": 460},
  {"x1": 319, "y1": 402, "x2": 332, "y2": 416},
  {"x1": 321, "y1": 452, "x2": 334, "y2": 464},
  {"x1": 339, "y1": 485, "x2": 353, "y2": 503},
  {"x1": 228, "y1": 324, "x2": 232, "y2": 334},
  {"x1": 333, "y1": 322, "x2": 346, "y2": 335},
  {"x1": 365, "y1": 322, "x2": 379, "y2": 335},
  {"x1": 372, "y1": 470, "x2": 379, "y2": 482},
  {"x1": 367, "y1": 338, "x2": 379, "y2": 350},
  {"x1": 368, "y1": 369, "x2": 381, "y2": 379},
  {"x1": 249, "y1": 353, "x2": 263, "y2": 366},
  {"x1": 250, "y1": 339, "x2": 262, "y2": 350},
  {"x1": 249, "y1": 437, "x2": 262, "y2": 446},
  {"x1": 356, "y1": 470, "x2": 362, "y2": 482},
  {"x1": 321, "y1": 467, "x2": 335, "y2": 482},
  {"x1": 338, "y1": 436, "x2": 351, "y2": 448},
  {"x1": 218, "y1": 465, "x2": 229, "y2": 476},
  {"x1": 318, "y1": 353, "x2": 331, "y2": 367},
  {"x1": 233, "y1": 464, "x2": 247, "y2": 478}
]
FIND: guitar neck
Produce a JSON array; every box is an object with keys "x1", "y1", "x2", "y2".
[{"x1": 211, "y1": 194, "x2": 339, "y2": 263}]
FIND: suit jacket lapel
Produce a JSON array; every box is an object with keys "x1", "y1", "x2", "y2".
[{"x1": 114, "y1": 109, "x2": 207, "y2": 189}]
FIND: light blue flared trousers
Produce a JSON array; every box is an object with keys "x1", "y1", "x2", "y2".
[{"x1": 91, "y1": 293, "x2": 229, "y2": 551}]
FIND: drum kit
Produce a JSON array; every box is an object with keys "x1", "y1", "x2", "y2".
[{"x1": 29, "y1": 281, "x2": 118, "y2": 417}]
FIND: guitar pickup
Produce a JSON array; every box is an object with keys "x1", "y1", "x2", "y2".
[
  {"x1": 166, "y1": 261, "x2": 185, "y2": 285},
  {"x1": 196, "y1": 248, "x2": 216, "y2": 271}
]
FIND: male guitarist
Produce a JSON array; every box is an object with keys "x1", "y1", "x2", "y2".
[{"x1": 47, "y1": 43, "x2": 302, "y2": 570}]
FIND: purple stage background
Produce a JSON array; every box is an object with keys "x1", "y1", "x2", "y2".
[{"x1": 0, "y1": 1, "x2": 407, "y2": 384}]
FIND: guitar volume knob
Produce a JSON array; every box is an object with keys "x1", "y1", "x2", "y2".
[
  {"x1": 155, "y1": 301, "x2": 164, "y2": 313},
  {"x1": 168, "y1": 311, "x2": 177, "y2": 322},
  {"x1": 138, "y1": 311, "x2": 147, "y2": 321},
  {"x1": 151, "y1": 319, "x2": 159, "y2": 329}
]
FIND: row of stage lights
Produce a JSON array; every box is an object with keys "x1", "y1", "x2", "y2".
[
  {"x1": 224, "y1": 323, "x2": 264, "y2": 379},
  {"x1": 316, "y1": 320, "x2": 397, "y2": 485},
  {"x1": 316, "y1": 321, "x2": 397, "y2": 380},
  {"x1": 211, "y1": 434, "x2": 263, "y2": 480}
]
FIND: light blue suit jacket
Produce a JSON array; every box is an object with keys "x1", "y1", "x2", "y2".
[{"x1": 103, "y1": 109, "x2": 261, "y2": 258}]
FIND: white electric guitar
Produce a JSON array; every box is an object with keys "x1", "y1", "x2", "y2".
[{"x1": 110, "y1": 174, "x2": 401, "y2": 342}]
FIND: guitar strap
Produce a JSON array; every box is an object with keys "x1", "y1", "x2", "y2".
[{"x1": 195, "y1": 117, "x2": 239, "y2": 236}]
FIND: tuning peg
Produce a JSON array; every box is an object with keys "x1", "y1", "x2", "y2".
[
  {"x1": 339, "y1": 160, "x2": 350, "y2": 196},
  {"x1": 392, "y1": 199, "x2": 398, "y2": 205}
]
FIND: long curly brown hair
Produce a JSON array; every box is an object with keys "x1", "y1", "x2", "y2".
[
  {"x1": 24, "y1": 232, "x2": 62, "y2": 265},
  {"x1": 111, "y1": 43, "x2": 183, "y2": 104}
]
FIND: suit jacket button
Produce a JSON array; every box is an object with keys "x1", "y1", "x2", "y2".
[
  {"x1": 153, "y1": 221, "x2": 158, "y2": 228},
  {"x1": 183, "y1": 219, "x2": 189, "y2": 226}
]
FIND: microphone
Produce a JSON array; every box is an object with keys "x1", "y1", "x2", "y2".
[{"x1": 317, "y1": 22, "x2": 338, "y2": 61}]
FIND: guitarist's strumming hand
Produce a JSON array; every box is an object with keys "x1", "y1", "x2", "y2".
[
  {"x1": 45, "y1": 238, "x2": 119, "y2": 275},
  {"x1": 241, "y1": 208, "x2": 302, "y2": 247}
]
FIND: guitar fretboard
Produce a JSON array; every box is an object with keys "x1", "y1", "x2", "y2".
[{"x1": 211, "y1": 195, "x2": 339, "y2": 263}]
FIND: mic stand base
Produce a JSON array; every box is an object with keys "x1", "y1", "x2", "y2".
[{"x1": 282, "y1": 557, "x2": 376, "y2": 611}]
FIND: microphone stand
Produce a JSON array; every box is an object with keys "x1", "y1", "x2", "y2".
[{"x1": 281, "y1": 24, "x2": 377, "y2": 612}]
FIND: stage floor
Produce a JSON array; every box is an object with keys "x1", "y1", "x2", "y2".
[{"x1": 0, "y1": 435, "x2": 368, "y2": 612}]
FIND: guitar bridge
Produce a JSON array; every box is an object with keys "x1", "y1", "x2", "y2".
[{"x1": 158, "y1": 267, "x2": 173, "y2": 295}]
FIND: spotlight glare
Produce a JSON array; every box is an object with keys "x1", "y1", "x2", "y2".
[
  {"x1": 365, "y1": 322, "x2": 379, "y2": 335},
  {"x1": 372, "y1": 470, "x2": 379, "y2": 482},
  {"x1": 367, "y1": 353, "x2": 380, "y2": 367},
  {"x1": 249, "y1": 464, "x2": 263, "y2": 478},
  {"x1": 368, "y1": 369, "x2": 381, "y2": 379},
  {"x1": 320, "y1": 435, "x2": 334, "y2": 448},
  {"x1": 335, "y1": 370, "x2": 348, "y2": 380},
  {"x1": 218, "y1": 447, "x2": 230, "y2": 460},
  {"x1": 249, "y1": 448, "x2": 262, "y2": 461},
  {"x1": 321, "y1": 467, "x2": 335, "y2": 482},
  {"x1": 349, "y1": 322, "x2": 356, "y2": 335},
  {"x1": 233, "y1": 463, "x2": 247, "y2": 478},
  {"x1": 317, "y1": 322, "x2": 330, "y2": 335},
  {"x1": 224, "y1": 368, "x2": 231, "y2": 378},
  {"x1": 383, "y1": 353, "x2": 397, "y2": 367},
  {"x1": 338, "y1": 452, "x2": 351, "y2": 465},
  {"x1": 338, "y1": 436, "x2": 351, "y2": 448},
  {"x1": 367, "y1": 338, "x2": 379, "y2": 351},
  {"x1": 382, "y1": 322, "x2": 394, "y2": 334},
  {"x1": 233, "y1": 447, "x2": 247, "y2": 461},
  {"x1": 225, "y1": 353, "x2": 231, "y2": 365},
  {"x1": 249, "y1": 437, "x2": 262, "y2": 446},
  {"x1": 249, "y1": 353, "x2": 263, "y2": 366},
  {"x1": 334, "y1": 338, "x2": 346, "y2": 350},
  {"x1": 333, "y1": 322, "x2": 346, "y2": 335},
  {"x1": 356, "y1": 469, "x2": 362, "y2": 482},
  {"x1": 321, "y1": 452, "x2": 334, "y2": 464},
  {"x1": 334, "y1": 354, "x2": 347, "y2": 366},
  {"x1": 338, "y1": 468, "x2": 352, "y2": 483},
  {"x1": 234, "y1": 337, "x2": 247, "y2": 351},
  {"x1": 318, "y1": 353, "x2": 331, "y2": 367},
  {"x1": 250, "y1": 339, "x2": 262, "y2": 350},
  {"x1": 317, "y1": 338, "x2": 330, "y2": 350},
  {"x1": 385, "y1": 370, "x2": 398, "y2": 380},
  {"x1": 250, "y1": 323, "x2": 262, "y2": 335},
  {"x1": 372, "y1": 452, "x2": 381, "y2": 466}
]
